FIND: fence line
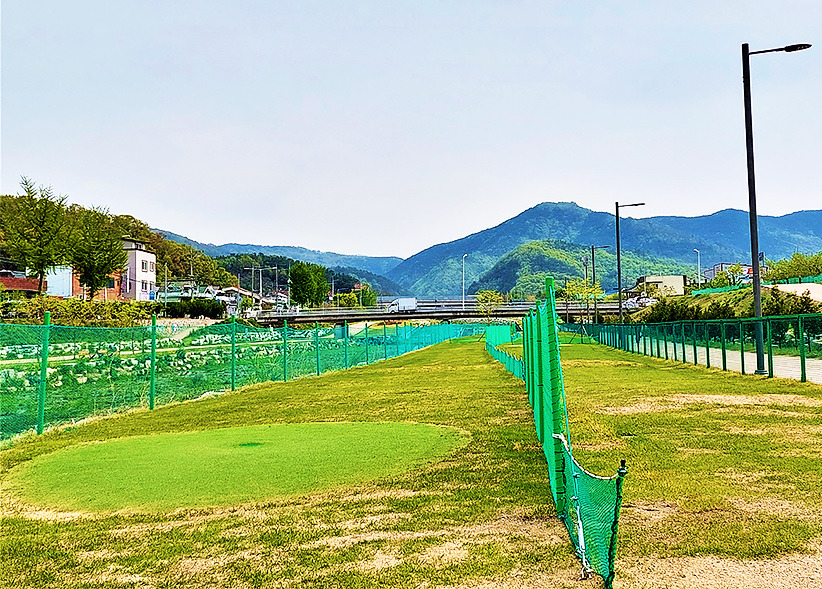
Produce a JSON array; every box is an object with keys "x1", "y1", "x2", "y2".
[
  {"x1": 564, "y1": 313, "x2": 822, "y2": 384},
  {"x1": 1, "y1": 315, "x2": 487, "y2": 441},
  {"x1": 485, "y1": 280, "x2": 626, "y2": 589}
]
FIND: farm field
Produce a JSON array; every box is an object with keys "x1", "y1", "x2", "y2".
[{"x1": 2, "y1": 337, "x2": 822, "y2": 588}]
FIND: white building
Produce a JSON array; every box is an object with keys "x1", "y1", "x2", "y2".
[{"x1": 120, "y1": 238, "x2": 156, "y2": 301}]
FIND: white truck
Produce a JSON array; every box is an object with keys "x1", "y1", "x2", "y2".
[{"x1": 386, "y1": 297, "x2": 417, "y2": 313}]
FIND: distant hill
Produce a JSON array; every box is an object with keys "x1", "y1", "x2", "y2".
[
  {"x1": 329, "y1": 266, "x2": 405, "y2": 296},
  {"x1": 154, "y1": 229, "x2": 403, "y2": 277},
  {"x1": 469, "y1": 239, "x2": 690, "y2": 296},
  {"x1": 386, "y1": 203, "x2": 822, "y2": 297}
]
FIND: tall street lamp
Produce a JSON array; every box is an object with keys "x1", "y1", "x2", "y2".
[
  {"x1": 615, "y1": 201, "x2": 645, "y2": 325},
  {"x1": 742, "y1": 41, "x2": 811, "y2": 375},
  {"x1": 462, "y1": 253, "x2": 468, "y2": 310},
  {"x1": 591, "y1": 245, "x2": 610, "y2": 324},
  {"x1": 694, "y1": 248, "x2": 701, "y2": 288}
]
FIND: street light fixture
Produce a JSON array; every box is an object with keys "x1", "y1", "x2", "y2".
[
  {"x1": 591, "y1": 245, "x2": 610, "y2": 324},
  {"x1": 615, "y1": 201, "x2": 645, "y2": 326},
  {"x1": 742, "y1": 41, "x2": 811, "y2": 375},
  {"x1": 694, "y1": 248, "x2": 701, "y2": 288},
  {"x1": 462, "y1": 254, "x2": 468, "y2": 311}
]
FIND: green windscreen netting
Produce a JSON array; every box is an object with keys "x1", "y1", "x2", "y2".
[
  {"x1": 1, "y1": 319, "x2": 487, "y2": 441},
  {"x1": 489, "y1": 278, "x2": 627, "y2": 588}
]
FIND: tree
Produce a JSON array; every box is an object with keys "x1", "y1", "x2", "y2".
[
  {"x1": 476, "y1": 289, "x2": 504, "y2": 317},
  {"x1": 71, "y1": 207, "x2": 128, "y2": 300},
  {"x1": 289, "y1": 262, "x2": 329, "y2": 306},
  {"x1": 0, "y1": 178, "x2": 74, "y2": 294},
  {"x1": 727, "y1": 263, "x2": 745, "y2": 286}
]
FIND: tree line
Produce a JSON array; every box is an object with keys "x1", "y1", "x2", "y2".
[{"x1": 0, "y1": 178, "x2": 384, "y2": 308}]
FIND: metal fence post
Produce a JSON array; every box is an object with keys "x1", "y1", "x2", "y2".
[
  {"x1": 365, "y1": 323, "x2": 370, "y2": 364},
  {"x1": 344, "y1": 320, "x2": 349, "y2": 369},
  {"x1": 282, "y1": 319, "x2": 289, "y2": 381},
  {"x1": 739, "y1": 320, "x2": 745, "y2": 375},
  {"x1": 150, "y1": 314, "x2": 157, "y2": 407},
  {"x1": 766, "y1": 318, "x2": 774, "y2": 378},
  {"x1": 663, "y1": 325, "x2": 669, "y2": 360},
  {"x1": 37, "y1": 311, "x2": 51, "y2": 435},
  {"x1": 383, "y1": 323, "x2": 388, "y2": 360},
  {"x1": 681, "y1": 323, "x2": 686, "y2": 363},
  {"x1": 691, "y1": 322, "x2": 698, "y2": 365},
  {"x1": 799, "y1": 315, "x2": 807, "y2": 382},
  {"x1": 721, "y1": 321, "x2": 727, "y2": 371},
  {"x1": 315, "y1": 321, "x2": 321, "y2": 376},
  {"x1": 230, "y1": 315, "x2": 237, "y2": 391},
  {"x1": 705, "y1": 322, "x2": 710, "y2": 369}
]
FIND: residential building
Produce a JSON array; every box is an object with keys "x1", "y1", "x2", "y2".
[
  {"x1": 120, "y1": 238, "x2": 157, "y2": 301},
  {"x1": 703, "y1": 262, "x2": 768, "y2": 284},
  {"x1": 0, "y1": 270, "x2": 45, "y2": 297},
  {"x1": 630, "y1": 275, "x2": 689, "y2": 297}
]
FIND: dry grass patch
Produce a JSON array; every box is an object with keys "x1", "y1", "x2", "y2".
[
  {"x1": 671, "y1": 394, "x2": 822, "y2": 407},
  {"x1": 563, "y1": 360, "x2": 642, "y2": 368},
  {"x1": 621, "y1": 502, "x2": 678, "y2": 525},
  {"x1": 728, "y1": 498, "x2": 821, "y2": 520},
  {"x1": 351, "y1": 549, "x2": 403, "y2": 572},
  {"x1": 419, "y1": 540, "x2": 470, "y2": 566},
  {"x1": 600, "y1": 392, "x2": 822, "y2": 415},
  {"x1": 620, "y1": 541, "x2": 822, "y2": 589}
]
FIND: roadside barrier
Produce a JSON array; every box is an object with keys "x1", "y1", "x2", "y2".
[
  {"x1": 567, "y1": 314, "x2": 822, "y2": 383},
  {"x1": 0, "y1": 315, "x2": 487, "y2": 441}
]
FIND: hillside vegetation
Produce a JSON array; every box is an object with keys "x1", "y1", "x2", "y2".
[
  {"x1": 632, "y1": 285, "x2": 820, "y2": 323},
  {"x1": 470, "y1": 239, "x2": 690, "y2": 297},
  {"x1": 386, "y1": 202, "x2": 822, "y2": 298}
]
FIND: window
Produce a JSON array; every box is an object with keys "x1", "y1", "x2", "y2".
[
  {"x1": 142, "y1": 260, "x2": 148, "y2": 271},
  {"x1": 107, "y1": 278, "x2": 115, "y2": 289},
  {"x1": 150, "y1": 262, "x2": 155, "y2": 272},
  {"x1": 141, "y1": 281, "x2": 148, "y2": 291}
]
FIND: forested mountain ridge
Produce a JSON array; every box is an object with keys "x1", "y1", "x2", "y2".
[
  {"x1": 385, "y1": 202, "x2": 822, "y2": 297},
  {"x1": 154, "y1": 229, "x2": 403, "y2": 277},
  {"x1": 469, "y1": 240, "x2": 690, "y2": 296}
]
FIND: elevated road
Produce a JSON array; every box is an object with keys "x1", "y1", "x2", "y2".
[{"x1": 255, "y1": 299, "x2": 628, "y2": 327}]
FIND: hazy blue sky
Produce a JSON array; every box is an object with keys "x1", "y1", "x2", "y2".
[{"x1": 2, "y1": 1, "x2": 820, "y2": 258}]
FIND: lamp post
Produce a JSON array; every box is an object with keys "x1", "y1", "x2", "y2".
[
  {"x1": 462, "y1": 253, "x2": 468, "y2": 310},
  {"x1": 742, "y1": 41, "x2": 811, "y2": 375},
  {"x1": 243, "y1": 266, "x2": 258, "y2": 310},
  {"x1": 615, "y1": 201, "x2": 645, "y2": 325},
  {"x1": 694, "y1": 248, "x2": 701, "y2": 288},
  {"x1": 591, "y1": 245, "x2": 610, "y2": 324}
]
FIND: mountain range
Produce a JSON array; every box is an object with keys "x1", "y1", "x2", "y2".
[
  {"x1": 157, "y1": 203, "x2": 822, "y2": 298},
  {"x1": 153, "y1": 230, "x2": 403, "y2": 277}
]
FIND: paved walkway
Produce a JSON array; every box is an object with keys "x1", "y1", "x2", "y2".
[
  {"x1": 632, "y1": 337, "x2": 822, "y2": 385},
  {"x1": 763, "y1": 282, "x2": 822, "y2": 302}
]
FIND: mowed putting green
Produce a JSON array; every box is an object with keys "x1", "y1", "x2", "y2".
[{"x1": 6, "y1": 422, "x2": 469, "y2": 513}]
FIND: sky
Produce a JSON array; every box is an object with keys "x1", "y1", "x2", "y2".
[{"x1": 1, "y1": 1, "x2": 820, "y2": 259}]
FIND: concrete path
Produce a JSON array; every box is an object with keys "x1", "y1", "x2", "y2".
[
  {"x1": 763, "y1": 282, "x2": 822, "y2": 302},
  {"x1": 632, "y1": 336, "x2": 822, "y2": 385}
]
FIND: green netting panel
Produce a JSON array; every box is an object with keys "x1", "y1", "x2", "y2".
[
  {"x1": 508, "y1": 282, "x2": 626, "y2": 588},
  {"x1": 2, "y1": 318, "x2": 489, "y2": 441}
]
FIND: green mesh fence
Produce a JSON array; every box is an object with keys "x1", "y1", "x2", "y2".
[
  {"x1": 573, "y1": 313, "x2": 822, "y2": 385},
  {"x1": 1, "y1": 315, "x2": 487, "y2": 441},
  {"x1": 489, "y1": 279, "x2": 627, "y2": 588}
]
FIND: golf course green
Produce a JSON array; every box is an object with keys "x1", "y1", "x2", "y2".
[{"x1": 5, "y1": 422, "x2": 469, "y2": 512}]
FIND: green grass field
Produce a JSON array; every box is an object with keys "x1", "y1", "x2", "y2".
[
  {"x1": 2, "y1": 336, "x2": 821, "y2": 588},
  {"x1": 6, "y1": 422, "x2": 468, "y2": 512}
]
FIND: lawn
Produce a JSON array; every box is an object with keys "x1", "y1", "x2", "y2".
[{"x1": 2, "y1": 336, "x2": 821, "y2": 588}]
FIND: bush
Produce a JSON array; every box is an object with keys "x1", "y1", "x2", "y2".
[{"x1": 163, "y1": 299, "x2": 225, "y2": 319}]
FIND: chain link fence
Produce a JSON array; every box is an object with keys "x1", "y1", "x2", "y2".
[{"x1": 0, "y1": 316, "x2": 487, "y2": 441}]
